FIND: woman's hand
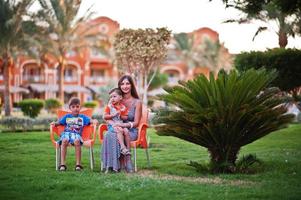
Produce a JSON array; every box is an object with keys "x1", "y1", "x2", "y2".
[{"x1": 113, "y1": 126, "x2": 123, "y2": 133}]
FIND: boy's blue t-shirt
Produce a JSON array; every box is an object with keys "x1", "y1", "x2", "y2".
[{"x1": 59, "y1": 114, "x2": 90, "y2": 135}]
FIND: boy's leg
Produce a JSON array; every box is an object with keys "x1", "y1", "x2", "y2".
[
  {"x1": 116, "y1": 130, "x2": 127, "y2": 150},
  {"x1": 74, "y1": 139, "x2": 81, "y2": 166},
  {"x1": 60, "y1": 138, "x2": 69, "y2": 167},
  {"x1": 123, "y1": 128, "x2": 131, "y2": 150}
]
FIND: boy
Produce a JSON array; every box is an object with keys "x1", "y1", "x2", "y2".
[
  {"x1": 52, "y1": 97, "x2": 92, "y2": 171},
  {"x1": 103, "y1": 88, "x2": 131, "y2": 155}
]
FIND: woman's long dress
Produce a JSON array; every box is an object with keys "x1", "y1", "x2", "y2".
[{"x1": 101, "y1": 100, "x2": 138, "y2": 172}]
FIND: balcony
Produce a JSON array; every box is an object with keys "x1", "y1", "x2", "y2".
[
  {"x1": 168, "y1": 77, "x2": 180, "y2": 85},
  {"x1": 23, "y1": 75, "x2": 45, "y2": 83},
  {"x1": 64, "y1": 76, "x2": 78, "y2": 82},
  {"x1": 89, "y1": 76, "x2": 107, "y2": 84}
]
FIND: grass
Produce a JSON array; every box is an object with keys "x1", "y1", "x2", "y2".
[{"x1": 0, "y1": 124, "x2": 301, "y2": 200}]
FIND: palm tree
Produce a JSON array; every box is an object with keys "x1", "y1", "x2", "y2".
[
  {"x1": 225, "y1": 1, "x2": 299, "y2": 48},
  {"x1": 196, "y1": 38, "x2": 232, "y2": 76},
  {"x1": 154, "y1": 69, "x2": 294, "y2": 173},
  {"x1": 174, "y1": 33, "x2": 232, "y2": 77},
  {"x1": 36, "y1": 0, "x2": 107, "y2": 102},
  {"x1": 173, "y1": 33, "x2": 199, "y2": 76},
  {"x1": 0, "y1": 0, "x2": 36, "y2": 116}
]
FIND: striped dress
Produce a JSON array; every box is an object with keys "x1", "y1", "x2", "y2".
[{"x1": 101, "y1": 99, "x2": 138, "y2": 172}]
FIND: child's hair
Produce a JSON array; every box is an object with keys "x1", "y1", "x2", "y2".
[
  {"x1": 109, "y1": 88, "x2": 123, "y2": 96},
  {"x1": 68, "y1": 97, "x2": 81, "y2": 107}
]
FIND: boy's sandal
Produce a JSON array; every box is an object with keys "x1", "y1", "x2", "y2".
[
  {"x1": 75, "y1": 165, "x2": 83, "y2": 171},
  {"x1": 59, "y1": 165, "x2": 67, "y2": 171}
]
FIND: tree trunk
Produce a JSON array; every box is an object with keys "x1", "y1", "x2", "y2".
[
  {"x1": 143, "y1": 71, "x2": 148, "y2": 106},
  {"x1": 2, "y1": 54, "x2": 12, "y2": 116},
  {"x1": 208, "y1": 146, "x2": 240, "y2": 173},
  {"x1": 278, "y1": 30, "x2": 288, "y2": 48},
  {"x1": 137, "y1": 72, "x2": 144, "y2": 100},
  {"x1": 57, "y1": 61, "x2": 65, "y2": 103}
]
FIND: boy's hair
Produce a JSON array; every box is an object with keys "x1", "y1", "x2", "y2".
[
  {"x1": 68, "y1": 97, "x2": 81, "y2": 107},
  {"x1": 109, "y1": 88, "x2": 123, "y2": 96}
]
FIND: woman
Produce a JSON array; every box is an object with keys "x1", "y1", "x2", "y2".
[{"x1": 101, "y1": 75, "x2": 142, "y2": 173}]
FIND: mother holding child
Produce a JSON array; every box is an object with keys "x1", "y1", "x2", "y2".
[{"x1": 101, "y1": 75, "x2": 142, "y2": 173}]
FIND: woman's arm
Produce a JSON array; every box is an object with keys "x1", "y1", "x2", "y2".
[
  {"x1": 114, "y1": 100, "x2": 142, "y2": 129},
  {"x1": 132, "y1": 100, "x2": 142, "y2": 128}
]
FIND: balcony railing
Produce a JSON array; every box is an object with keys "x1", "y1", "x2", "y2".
[
  {"x1": 89, "y1": 76, "x2": 107, "y2": 83},
  {"x1": 168, "y1": 77, "x2": 180, "y2": 85},
  {"x1": 64, "y1": 76, "x2": 78, "y2": 82},
  {"x1": 23, "y1": 75, "x2": 45, "y2": 82}
]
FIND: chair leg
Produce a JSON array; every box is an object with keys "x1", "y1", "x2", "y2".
[
  {"x1": 89, "y1": 147, "x2": 94, "y2": 170},
  {"x1": 134, "y1": 145, "x2": 137, "y2": 172},
  {"x1": 55, "y1": 146, "x2": 60, "y2": 171},
  {"x1": 100, "y1": 161, "x2": 103, "y2": 173},
  {"x1": 145, "y1": 148, "x2": 151, "y2": 168}
]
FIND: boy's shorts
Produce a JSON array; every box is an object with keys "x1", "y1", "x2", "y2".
[{"x1": 58, "y1": 132, "x2": 83, "y2": 145}]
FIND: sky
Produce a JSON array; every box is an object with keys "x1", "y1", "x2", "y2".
[{"x1": 77, "y1": 0, "x2": 301, "y2": 54}]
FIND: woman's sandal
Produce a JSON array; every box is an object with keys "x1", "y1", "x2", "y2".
[
  {"x1": 59, "y1": 165, "x2": 67, "y2": 171},
  {"x1": 121, "y1": 148, "x2": 131, "y2": 155},
  {"x1": 75, "y1": 165, "x2": 83, "y2": 171}
]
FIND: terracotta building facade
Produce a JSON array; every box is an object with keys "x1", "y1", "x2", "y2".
[{"x1": 0, "y1": 16, "x2": 232, "y2": 105}]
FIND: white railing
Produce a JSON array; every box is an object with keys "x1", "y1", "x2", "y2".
[
  {"x1": 64, "y1": 76, "x2": 78, "y2": 82},
  {"x1": 23, "y1": 75, "x2": 44, "y2": 82},
  {"x1": 168, "y1": 77, "x2": 180, "y2": 85},
  {"x1": 89, "y1": 76, "x2": 107, "y2": 83}
]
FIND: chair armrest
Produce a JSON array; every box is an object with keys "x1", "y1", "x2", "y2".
[
  {"x1": 88, "y1": 123, "x2": 97, "y2": 145},
  {"x1": 98, "y1": 124, "x2": 108, "y2": 144},
  {"x1": 50, "y1": 124, "x2": 64, "y2": 147},
  {"x1": 136, "y1": 123, "x2": 148, "y2": 148}
]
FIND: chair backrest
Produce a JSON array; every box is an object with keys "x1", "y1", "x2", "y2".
[
  {"x1": 54, "y1": 108, "x2": 93, "y2": 140},
  {"x1": 135, "y1": 104, "x2": 149, "y2": 148},
  {"x1": 139, "y1": 104, "x2": 149, "y2": 126},
  {"x1": 57, "y1": 108, "x2": 93, "y2": 118}
]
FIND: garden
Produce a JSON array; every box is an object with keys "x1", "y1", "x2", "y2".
[
  {"x1": 0, "y1": 125, "x2": 300, "y2": 200},
  {"x1": 1, "y1": 0, "x2": 301, "y2": 199}
]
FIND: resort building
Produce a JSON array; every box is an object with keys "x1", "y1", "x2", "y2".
[{"x1": 0, "y1": 16, "x2": 233, "y2": 105}]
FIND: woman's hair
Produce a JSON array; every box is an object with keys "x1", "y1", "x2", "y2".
[{"x1": 118, "y1": 75, "x2": 139, "y2": 99}]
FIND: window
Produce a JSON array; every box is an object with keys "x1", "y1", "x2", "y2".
[
  {"x1": 66, "y1": 50, "x2": 76, "y2": 57},
  {"x1": 91, "y1": 47, "x2": 107, "y2": 59},
  {"x1": 23, "y1": 65, "x2": 43, "y2": 82},
  {"x1": 90, "y1": 69, "x2": 105, "y2": 82},
  {"x1": 64, "y1": 67, "x2": 78, "y2": 82},
  {"x1": 98, "y1": 24, "x2": 109, "y2": 34}
]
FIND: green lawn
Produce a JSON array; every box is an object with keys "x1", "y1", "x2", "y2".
[{"x1": 0, "y1": 125, "x2": 300, "y2": 200}]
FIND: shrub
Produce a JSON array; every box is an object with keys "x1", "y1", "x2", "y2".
[
  {"x1": 235, "y1": 154, "x2": 263, "y2": 174},
  {"x1": 83, "y1": 101, "x2": 99, "y2": 109},
  {"x1": 91, "y1": 114, "x2": 104, "y2": 124},
  {"x1": 0, "y1": 116, "x2": 56, "y2": 132},
  {"x1": 234, "y1": 48, "x2": 301, "y2": 94},
  {"x1": 45, "y1": 98, "x2": 62, "y2": 112},
  {"x1": 154, "y1": 69, "x2": 294, "y2": 173},
  {"x1": 18, "y1": 99, "x2": 44, "y2": 118}
]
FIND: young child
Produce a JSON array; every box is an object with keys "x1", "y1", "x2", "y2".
[
  {"x1": 103, "y1": 88, "x2": 131, "y2": 155},
  {"x1": 52, "y1": 97, "x2": 92, "y2": 171}
]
